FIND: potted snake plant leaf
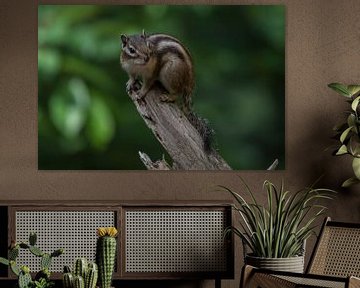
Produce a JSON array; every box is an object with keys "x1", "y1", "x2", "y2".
[
  {"x1": 328, "y1": 83, "x2": 360, "y2": 187},
  {"x1": 221, "y1": 179, "x2": 335, "y2": 273}
]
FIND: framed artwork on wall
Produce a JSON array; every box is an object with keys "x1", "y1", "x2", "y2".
[{"x1": 38, "y1": 5, "x2": 285, "y2": 170}]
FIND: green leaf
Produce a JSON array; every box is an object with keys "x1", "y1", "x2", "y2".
[
  {"x1": 10, "y1": 261, "x2": 20, "y2": 276},
  {"x1": 349, "y1": 135, "x2": 360, "y2": 157},
  {"x1": 38, "y1": 48, "x2": 61, "y2": 81},
  {"x1": 62, "y1": 55, "x2": 116, "y2": 91},
  {"x1": 0, "y1": 257, "x2": 9, "y2": 266},
  {"x1": 336, "y1": 145, "x2": 348, "y2": 155},
  {"x1": 49, "y1": 78, "x2": 90, "y2": 140},
  {"x1": 342, "y1": 177, "x2": 360, "y2": 188},
  {"x1": 328, "y1": 83, "x2": 351, "y2": 97},
  {"x1": 340, "y1": 126, "x2": 353, "y2": 143},
  {"x1": 85, "y1": 95, "x2": 115, "y2": 150},
  {"x1": 351, "y1": 96, "x2": 360, "y2": 111},
  {"x1": 347, "y1": 114, "x2": 356, "y2": 129},
  {"x1": 352, "y1": 157, "x2": 360, "y2": 179},
  {"x1": 223, "y1": 180, "x2": 335, "y2": 258},
  {"x1": 348, "y1": 85, "x2": 360, "y2": 97}
]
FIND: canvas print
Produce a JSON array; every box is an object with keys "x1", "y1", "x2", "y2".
[{"x1": 38, "y1": 5, "x2": 285, "y2": 170}]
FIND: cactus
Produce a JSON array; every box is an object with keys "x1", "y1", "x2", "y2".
[
  {"x1": 51, "y1": 248, "x2": 64, "y2": 257},
  {"x1": 29, "y1": 245, "x2": 44, "y2": 257},
  {"x1": 74, "y1": 258, "x2": 88, "y2": 279},
  {"x1": 63, "y1": 260, "x2": 98, "y2": 288},
  {"x1": 85, "y1": 263, "x2": 98, "y2": 288},
  {"x1": 41, "y1": 253, "x2": 52, "y2": 269},
  {"x1": 64, "y1": 265, "x2": 72, "y2": 273},
  {"x1": 63, "y1": 272, "x2": 74, "y2": 288},
  {"x1": 19, "y1": 271, "x2": 32, "y2": 288},
  {"x1": 0, "y1": 232, "x2": 64, "y2": 288},
  {"x1": 62, "y1": 265, "x2": 74, "y2": 288},
  {"x1": 9, "y1": 246, "x2": 19, "y2": 260},
  {"x1": 96, "y1": 227, "x2": 118, "y2": 288},
  {"x1": 21, "y1": 265, "x2": 30, "y2": 274},
  {"x1": 29, "y1": 232, "x2": 37, "y2": 246},
  {"x1": 18, "y1": 267, "x2": 32, "y2": 288},
  {"x1": 19, "y1": 243, "x2": 30, "y2": 249},
  {"x1": 74, "y1": 275, "x2": 85, "y2": 288}
]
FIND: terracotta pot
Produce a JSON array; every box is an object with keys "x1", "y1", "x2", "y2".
[{"x1": 245, "y1": 254, "x2": 305, "y2": 273}]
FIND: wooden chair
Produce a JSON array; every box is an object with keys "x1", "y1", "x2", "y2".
[{"x1": 241, "y1": 217, "x2": 360, "y2": 288}]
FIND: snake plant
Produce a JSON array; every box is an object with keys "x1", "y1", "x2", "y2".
[{"x1": 221, "y1": 178, "x2": 335, "y2": 258}]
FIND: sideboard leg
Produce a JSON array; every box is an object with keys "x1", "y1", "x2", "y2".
[{"x1": 215, "y1": 278, "x2": 221, "y2": 288}]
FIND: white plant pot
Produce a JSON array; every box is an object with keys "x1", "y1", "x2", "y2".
[{"x1": 245, "y1": 254, "x2": 305, "y2": 273}]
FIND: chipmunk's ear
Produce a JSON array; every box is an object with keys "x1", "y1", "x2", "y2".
[
  {"x1": 141, "y1": 29, "x2": 147, "y2": 39},
  {"x1": 120, "y1": 34, "x2": 128, "y2": 47},
  {"x1": 146, "y1": 40, "x2": 154, "y2": 50}
]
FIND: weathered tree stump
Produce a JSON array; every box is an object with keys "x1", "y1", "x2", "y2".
[
  {"x1": 128, "y1": 86, "x2": 278, "y2": 170},
  {"x1": 128, "y1": 86, "x2": 231, "y2": 170}
]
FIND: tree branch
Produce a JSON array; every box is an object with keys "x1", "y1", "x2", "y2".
[{"x1": 128, "y1": 86, "x2": 231, "y2": 170}]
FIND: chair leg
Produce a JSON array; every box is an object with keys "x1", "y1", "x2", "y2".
[
  {"x1": 349, "y1": 276, "x2": 360, "y2": 288},
  {"x1": 215, "y1": 278, "x2": 221, "y2": 288},
  {"x1": 240, "y1": 265, "x2": 255, "y2": 288},
  {"x1": 240, "y1": 265, "x2": 296, "y2": 288}
]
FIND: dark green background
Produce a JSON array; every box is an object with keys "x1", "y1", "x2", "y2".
[{"x1": 38, "y1": 5, "x2": 285, "y2": 170}]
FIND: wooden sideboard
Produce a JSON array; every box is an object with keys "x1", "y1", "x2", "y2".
[{"x1": 0, "y1": 201, "x2": 234, "y2": 288}]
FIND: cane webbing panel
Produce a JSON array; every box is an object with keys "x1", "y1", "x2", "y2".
[
  {"x1": 309, "y1": 226, "x2": 360, "y2": 277},
  {"x1": 125, "y1": 210, "x2": 227, "y2": 273},
  {"x1": 15, "y1": 211, "x2": 115, "y2": 272},
  {"x1": 276, "y1": 275, "x2": 345, "y2": 288},
  {"x1": 249, "y1": 273, "x2": 297, "y2": 288}
]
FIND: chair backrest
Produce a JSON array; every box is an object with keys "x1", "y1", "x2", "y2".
[{"x1": 307, "y1": 217, "x2": 360, "y2": 277}]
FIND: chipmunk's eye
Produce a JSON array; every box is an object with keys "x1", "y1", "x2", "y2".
[{"x1": 129, "y1": 47, "x2": 136, "y2": 54}]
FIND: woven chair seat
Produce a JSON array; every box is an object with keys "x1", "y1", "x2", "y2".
[
  {"x1": 277, "y1": 274, "x2": 347, "y2": 288},
  {"x1": 241, "y1": 218, "x2": 360, "y2": 288}
]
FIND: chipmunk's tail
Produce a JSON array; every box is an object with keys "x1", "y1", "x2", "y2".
[
  {"x1": 187, "y1": 111, "x2": 215, "y2": 152},
  {"x1": 182, "y1": 92, "x2": 215, "y2": 153}
]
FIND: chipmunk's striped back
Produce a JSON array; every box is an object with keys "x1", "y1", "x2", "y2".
[
  {"x1": 147, "y1": 34, "x2": 193, "y2": 69},
  {"x1": 147, "y1": 33, "x2": 195, "y2": 111}
]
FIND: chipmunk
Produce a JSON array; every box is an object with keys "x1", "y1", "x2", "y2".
[{"x1": 120, "y1": 30, "x2": 213, "y2": 152}]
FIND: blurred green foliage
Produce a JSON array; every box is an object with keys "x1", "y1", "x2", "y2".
[{"x1": 38, "y1": 5, "x2": 285, "y2": 170}]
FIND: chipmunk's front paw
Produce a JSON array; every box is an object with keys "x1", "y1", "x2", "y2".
[
  {"x1": 126, "y1": 79, "x2": 141, "y2": 93},
  {"x1": 160, "y1": 93, "x2": 177, "y2": 103},
  {"x1": 126, "y1": 80, "x2": 134, "y2": 93}
]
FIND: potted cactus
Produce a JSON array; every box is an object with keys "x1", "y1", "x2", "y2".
[
  {"x1": 96, "y1": 227, "x2": 118, "y2": 288},
  {"x1": 0, "y1": 232, "x2": 63, "y2": 288},
  {"x1": 62, "y1": 258, "x2": 98, "y2": 288}
]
